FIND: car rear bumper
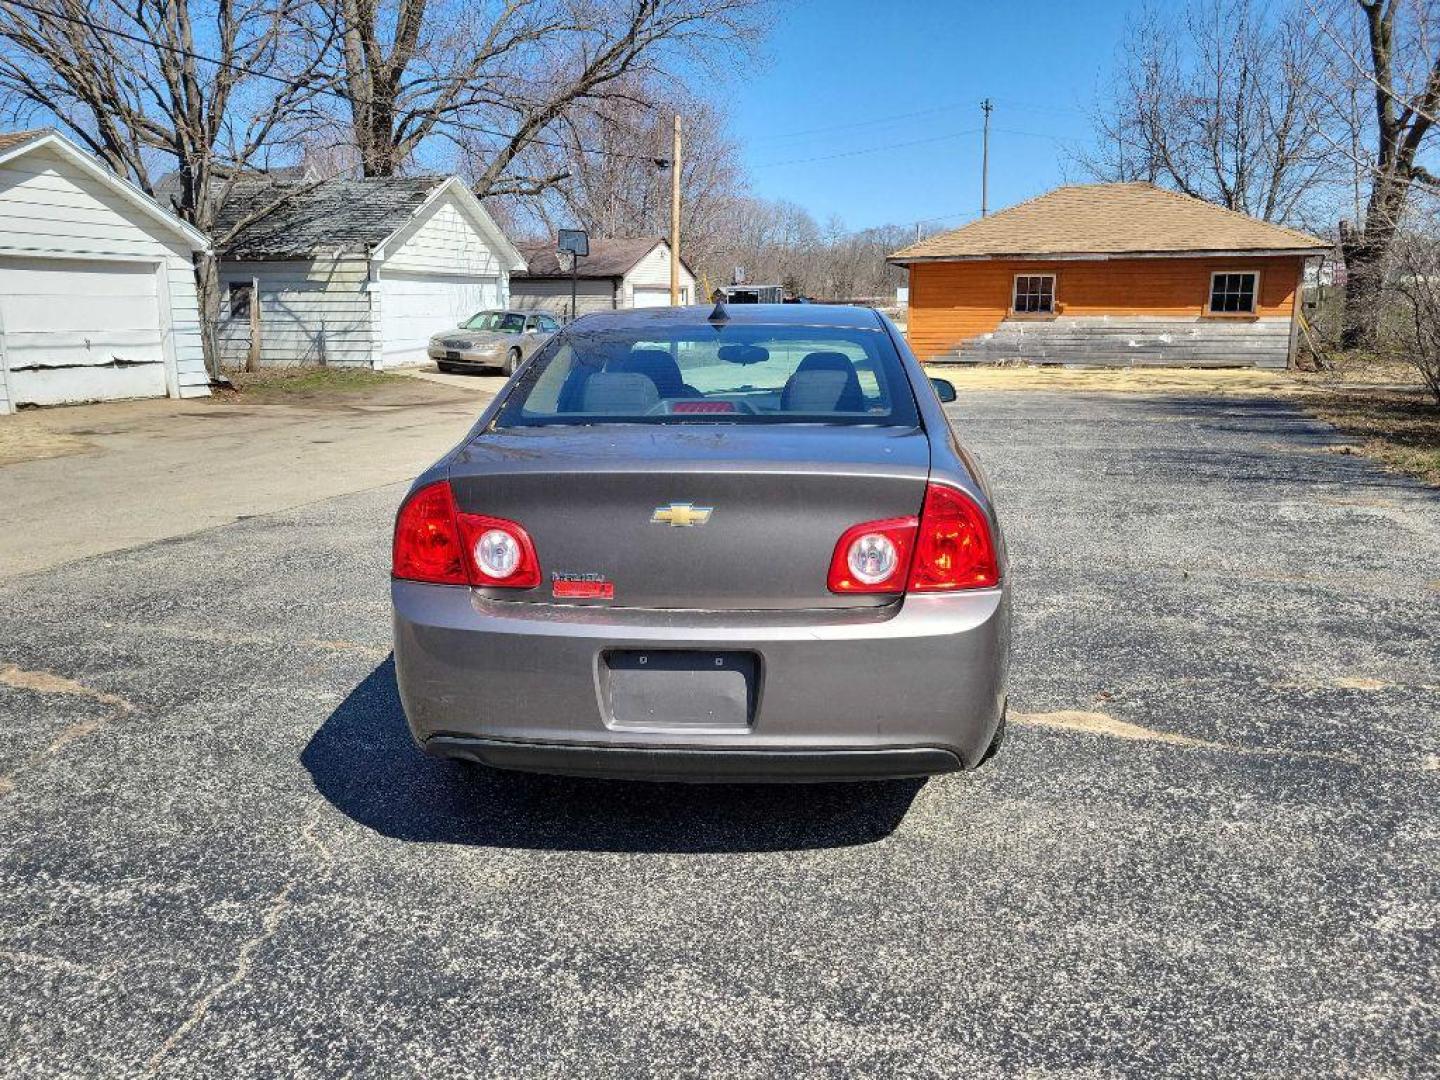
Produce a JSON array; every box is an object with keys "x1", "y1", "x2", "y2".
[
  {"x1": 426, "y1": 737, "x2": 961, "y2": 782},
  {"x1": 392, "y1": 581, "x2": 1009, "y2": 781}
]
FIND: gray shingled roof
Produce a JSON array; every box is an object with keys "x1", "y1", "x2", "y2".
[
  {"x1": 516, "y1": 237, "x2": 685, "y2": 279},
  {"x1": 204, "y1": 175, "x2": 447, "y2": 258}
]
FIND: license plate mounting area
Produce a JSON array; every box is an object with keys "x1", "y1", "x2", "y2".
[{"x1": 600, "y1": 650, "x2": 759, "y2": 732}]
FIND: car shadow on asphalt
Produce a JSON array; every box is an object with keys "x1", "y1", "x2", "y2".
[{"x1": 301, "y1": 658, "x2": 923, "y2": 853}]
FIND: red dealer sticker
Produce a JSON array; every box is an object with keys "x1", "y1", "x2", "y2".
[{"x1": 552, "y1": 577, "x2": 615, "y2": 599}]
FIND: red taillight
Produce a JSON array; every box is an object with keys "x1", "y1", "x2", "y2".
[
  {"x1": 827, "y1": 516, "x2": 918, "y2": 593},
  {"x1": 393, "y1": 481, "x2": 468, "y2": 585},
  {"x1": 393, "y1": 481, "x2": 540, "y2": 588},
  {"x1": 455, "y1": 512, "x2": 541, "y2": 588},
  {"x1": 909, "y1": 483, "x2": 1000, "y2": 591},
  {"x1": 826, "y1": 485, "x2": 999, "y2": 596}
]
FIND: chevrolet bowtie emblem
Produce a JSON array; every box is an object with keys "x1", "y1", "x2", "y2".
[{"x1": 651, "y1": 502, "x2": 713, "y2": 527}]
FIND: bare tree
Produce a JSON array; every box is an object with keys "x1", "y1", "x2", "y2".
[
  {"x1": 491, "y1": 83, "x2": 746, "y2": 286},
  {"x1": 1385, "y1": 192, "x2": 1440, "y2": 402},
  {"x1": 1074, "y1": 0, "x2": 1336, "y2": 223},
  {"x1": 327, "y1": 0, "x2": 766, "y2": 192},
  {"x1": 700, "y1": 198, "x2": 911, "y2": 302},
  {"x1": 0, "y1": 0, "x2": 338, "y2": 372},
  {"x1": 1313, "y1": 0, "x2": 1440, "y2": 349}
]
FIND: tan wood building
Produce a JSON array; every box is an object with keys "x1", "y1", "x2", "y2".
[{"x1": 889, "y1": 183, "x2": 1330, "y2": 367}]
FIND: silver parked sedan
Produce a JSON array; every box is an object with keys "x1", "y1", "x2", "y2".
[
  {"x1": 393, "y1": 304, "x2": 1010, "y2": 781},
  {"x1": 427, "y1": 309, "x2": 561, "y2": 376}
]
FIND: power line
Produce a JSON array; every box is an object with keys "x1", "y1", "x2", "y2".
[
  {"x1": 991, "y1": 126, "x2": 1081, "y2": 144},
  {"x1": 0, "y1": 0, "x2": 665, "y2": 165},
  {"x1": 752, "y1": 128, "x2": 983, "y2": 169},
  {"x1": 750, "y1": 97, "x2": 1090, "y2": 147},
  {"x1": 747, "y1": 102, "x2": 965, "y2": 144},
  {"x1": 989, "y1": 96, "x2": 1090, "y2": 118}
]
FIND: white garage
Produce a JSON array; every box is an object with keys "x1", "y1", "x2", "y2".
[
  {"x1": 208, "y1": 175, "x2": 524, "y2": 369},
  {"x1": 378, "y1": 272, "x2": 500, "y2": 366},
  {"x1": 0, "y1": 131, "x2": 209, "y2": 415},
  {"x1": 631, "y1": 286, "x2": 672, "y2": 308}
]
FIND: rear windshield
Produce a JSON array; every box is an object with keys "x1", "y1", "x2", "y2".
[{"x1": 494, "y1": 322, "x2": 919, "y2": 427}]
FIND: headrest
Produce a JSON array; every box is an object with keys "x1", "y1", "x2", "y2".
[
  {"x1": 579, "y1": 372, "x2": 659, "y2": 413},
  {"x1": 611, "y1": 348, "x2": 686, "y2": 397},
  {"x1": 796, "y1": 351, "x2": 858, "y2": 373},
  {"x1": 782, "y1": 351, "x2": 864, "y2": 412}
]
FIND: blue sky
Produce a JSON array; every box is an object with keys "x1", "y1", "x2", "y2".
[{"x1": 725, "y1": 0, "x2": 1135, "y2": 232}]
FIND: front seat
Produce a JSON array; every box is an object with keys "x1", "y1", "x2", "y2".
[
  {"x1": 781, "y1": 351, "x2": 864, "y2": 412},
  {"x1": 610, "y1": 348, "x2": 702, "y2": 398}
]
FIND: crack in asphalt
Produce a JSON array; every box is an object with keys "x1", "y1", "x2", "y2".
[
  {"x1": 1013, "y1": 709, "x2": 1220, "y2": 749},
  {"x1": 0, "y1": 663, "x2": 134, "y2": 713},
  {"x1": 1012, "y1": 709, "x2": 1439, "y2": 773},
  {"x1": 143, "y1": 806, "x2": 334, "y2": 1075},
  {"x1": 0, "y1": 664, "x2": 136, "y2": 798}
]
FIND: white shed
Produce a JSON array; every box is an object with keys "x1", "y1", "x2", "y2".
[
  {"x1": 0, "y1": 130, "x2": 209, "y2": 415},
  {"x1": 209, "y1": 175, "x2": 525, "y2": 368},
  {"x1": 510, "y1": 238, "x2": 697, "y2": 319}
]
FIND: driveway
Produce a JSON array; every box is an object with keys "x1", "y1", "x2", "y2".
[
  {"x1": 1, "y1": 390, "x2": 1436, "y2": 1076},
  {"x1": 0, "y1": 372, "x2": 503, "y2": 581}
]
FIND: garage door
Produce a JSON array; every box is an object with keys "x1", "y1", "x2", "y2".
[
  {"x1": 379, "y1": 272, "x2": 499, "y2": 366},
  {"x1": 632, "y1": 287, "x2": 674, "y2": 308},
  {"x1": 0, "y1": 258, "x2": 166, "y2": 407}
]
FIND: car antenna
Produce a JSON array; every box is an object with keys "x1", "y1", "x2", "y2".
[{"x1": 708, "y1": 288, "x2": 729, "y2": 324}]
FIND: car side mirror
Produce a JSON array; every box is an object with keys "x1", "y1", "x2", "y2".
[{"x1": 930, "y1": 377, "x2": 957, "y2": 403}]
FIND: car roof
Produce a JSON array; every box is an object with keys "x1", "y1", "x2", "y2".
[{"x1": 569, "y1": 303, "x2": 885, "y2": 331}]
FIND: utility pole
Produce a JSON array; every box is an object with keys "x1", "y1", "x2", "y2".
[
  {"x1": 670, "y1": 114, "x2": 682, "y2": 306},
  {"x1": 980, "y1": 98, "x2": 993, "y2": 217}
]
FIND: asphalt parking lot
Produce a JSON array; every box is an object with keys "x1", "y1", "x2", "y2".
[{"x1": 2, "y1": 389, "x2": 1437, "y2": 1077}]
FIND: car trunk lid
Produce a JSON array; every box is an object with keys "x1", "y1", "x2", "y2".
[{"x1": 448, "y1": 425, "x2": 930, "y2": 610}]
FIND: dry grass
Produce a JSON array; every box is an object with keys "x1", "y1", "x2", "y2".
[
  {"x1": 924, "y1": 363, "x2": 1303, "y2": 396},
  {"x1": 220, "y1": 366, "x2": 406, "y2": 399},
  {"x1": 1304, "y1": 387, "x2": 1440, "y2": 486},
  {"x1": 926, "y1": 360, "x2": 1440, "y2": 487}
]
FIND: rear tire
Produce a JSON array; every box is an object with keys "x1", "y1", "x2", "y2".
[{"x1": 503, "y1": 348, "x2": 521, "y2": 376}]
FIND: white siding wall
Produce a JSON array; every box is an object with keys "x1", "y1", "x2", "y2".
[
  {"x1": 621, "y1": 243, "x2": 695, "y2": 306},
  {"x1": 0, "y1": 144, "x2": 208, "y2": 410},
  {"x1": 510, "y1": 277, "x2": 617, "y2": 318},
  {"x1": 218, "y1": 257, "x2": 375, "y2": 367},
  {"x1": 382, "y1": 199, "x2": 503, "y2": 278},
  {"x1": 370, "y1": 189, "x2": 515, "y2": 365}
]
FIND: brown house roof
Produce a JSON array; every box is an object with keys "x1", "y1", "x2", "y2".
[
  {"x1": 890, "y1": 183, "x2": 1329, "y2": 263},
  {"x1": 0, "y1": 129, "x2": 49, "y2": 156},
  {"x1": 515, "y1": 236, "x2": 693, "y2": 279}
]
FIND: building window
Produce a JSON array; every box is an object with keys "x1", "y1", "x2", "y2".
[
  {"x1": 228, "y1": 281, "x2": 253, "y2": 319},
  {"x1": 1012, "y1": 274, "x2": 1055, "y2": 314},
  {"x1": 1209, "y1": 272, "x2": 1258, "y2": 314}
]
